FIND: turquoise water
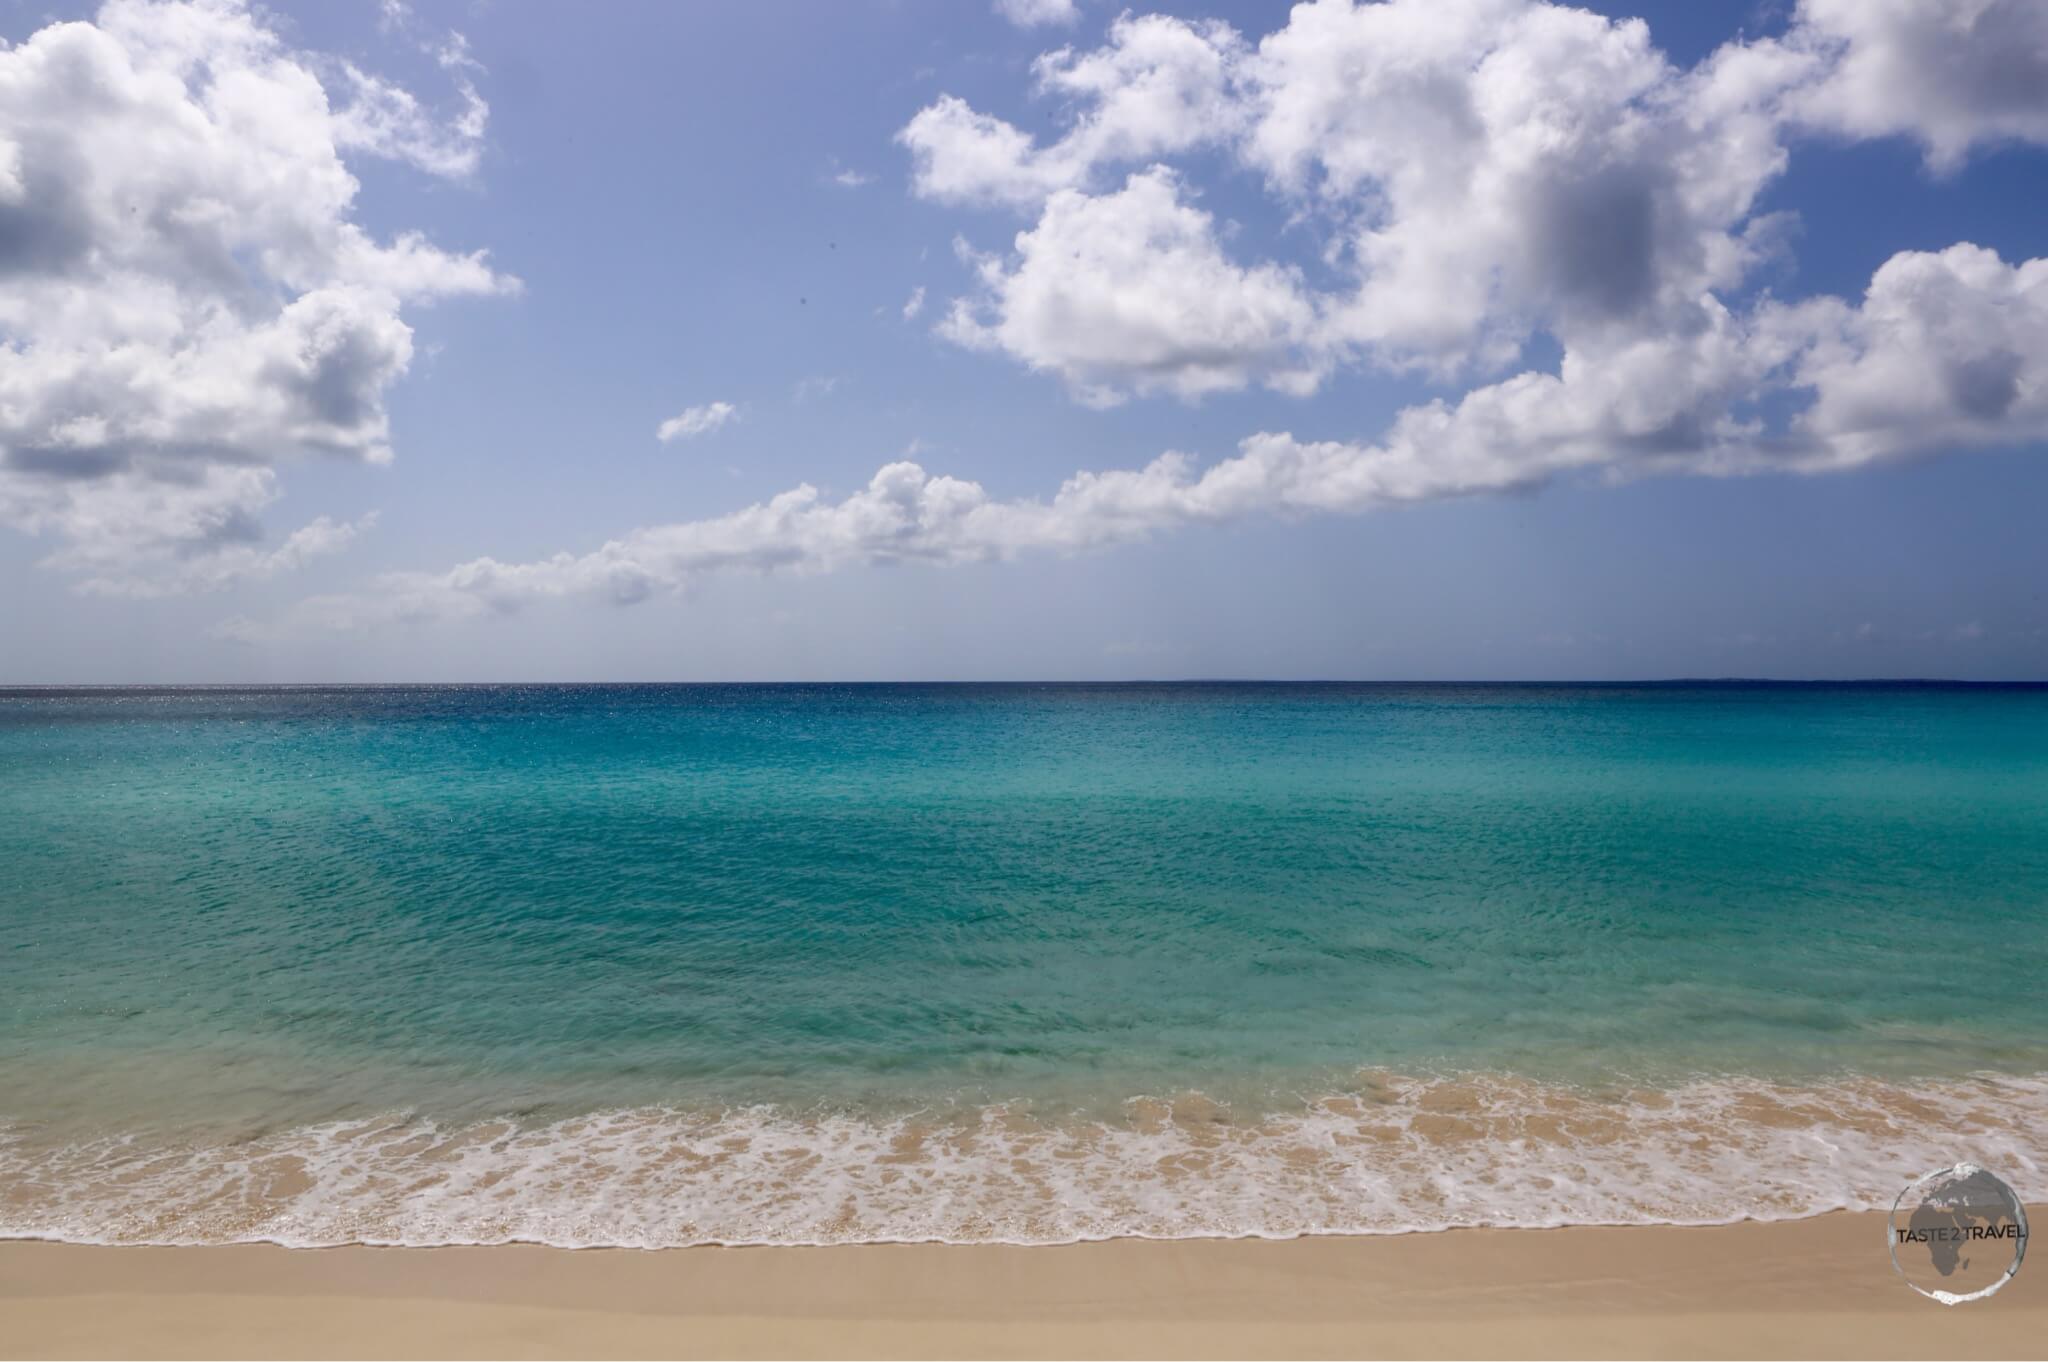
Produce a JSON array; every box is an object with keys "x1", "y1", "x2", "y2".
[{"x1": 2, "y1": 683, "x2": 2045, "y2": 1245}]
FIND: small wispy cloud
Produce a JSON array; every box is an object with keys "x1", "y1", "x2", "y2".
[
  {"x1": 793, "y1": 375, "x2": 842, "y2": 403},
  {"x1": 993, "y1": 0, "x2": 1079, "y2": 28},
  {"x1": 830, "y1": 168, "x2": 873, "y2": 188},
  {"x1": 656, "y1": 401, "x2": 739, "y2": 442},
  {"x1": 902, "y1": 285, "x2": 926, "y2": 320}
]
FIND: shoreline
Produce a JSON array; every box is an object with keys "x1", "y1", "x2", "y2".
[
  {"x1": 0, "y1": 1200, "x2": 2001, "y2": 1252},
  {"x1": 9, "y1": 1071, "x2": 2043, "y2": 1250},
  {"x1": 3, "y1": 1211, "x2": 2043, "y2": 1359}
]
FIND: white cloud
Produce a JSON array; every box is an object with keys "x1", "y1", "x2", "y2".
[
  {"x1": 902, "y1": 286, "x2": 927, "y2": 320},
  {"x1": 896, "y1": 96, "x2": 1084, "y2": 208},
  {"x1": 0, "y1": 0, "x2": 513, "y2": 595},
  {"x1": 830, "y1": 168, "x2": 874, "y2": 187},
  {"x1": 9, "y1": 461, "x2": 385, "y2": 598},
  {"x1": 231, "y1": 0, "x2": 2048, "y2": 636},
  {"x1": 656, "y1": 401, "x2": 740, "y2": 442},
  {"x1": 903, "y1": 0, "x2": 1793, "y2": 395},
  {"x1": 247, "y1": 235, "x2": 2048, "y2": 634},
  {"x1": 1033, "y1": 13, "x2": 1246, "y2": 165},
  {"x1": 903, "y1": 0, "x2": 2048, "y2": 418},
  {"x1": 1774, "y1": 245, "x2": 2048, "y2": 468},
  {"x1": 80, "y1": 509, "x2": 378, "y2": 598},
  {"x1": 333, "y1": 31, "x2": 490, "y2": 179},
  {"x1": 941, "y1": 169, "x2": 1326, "y2": 404},
  {"x1": 994, "y1": 0, "x2": 1079, "y2": 30},
  {"x1": 1245, "y1": 0, "x2": 1796, "y2": 377},
  {"x1": 1779, "y1": 0, "x2": 2048, "y2": 172},
  {"x1": 897, "y1": 14, "x2": 1244, "y2": 208}
]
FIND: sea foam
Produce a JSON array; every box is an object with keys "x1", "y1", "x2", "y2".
[{"x1": 3, "y1": 1071, "x2": 2043, "y2": 1248}]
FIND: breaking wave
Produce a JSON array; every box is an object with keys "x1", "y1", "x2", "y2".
[{"x1": 3, "y1": 1071, "x2": 2044, "y2": 1248}]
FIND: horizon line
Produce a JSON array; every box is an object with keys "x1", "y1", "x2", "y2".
[{"x1": 4, "y1": 677, "x2": 2046, "y2": 689}]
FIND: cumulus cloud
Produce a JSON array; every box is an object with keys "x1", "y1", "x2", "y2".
[
  {"x1": 900, "y1": 0, "x2": 2048, "y2": 423},
  {"x1": 941, "y1": 170, "x2": 1326, "y2": 404},
  {"x1": 906, "y1": 0, "x2": 1799, "y2": 392},
  {"x1": 246, "y1": 236, "x2": 2048, "y2": 634},
  {"x1": 1775, "y1": 244, "x2": 2048, "y2": 467},
  {"x1": 897, "y1": 96, "x2": 1077, "y2": 208},
  {"x1": 898, "y1": 14, "x2": 1245, "y2": 208},
  {"x1": 995, "y1": 0, "x2": 1079, "y2": 28},
  {"x1": 1780, "y1": 0, "x2": 2048, "y2": 172},
  {"x1": 1247, "y1": 0, "x2": 1795, "y2": 377},
  {"x1": 236, "y1": 0, "x2": 2048, "y2": 636},
  {"x1": 656, "y1": 401, "x2": 740, "y2": 442},
  {"x1": 0, "y1": 0, "x2": 512, "y2": 594}
]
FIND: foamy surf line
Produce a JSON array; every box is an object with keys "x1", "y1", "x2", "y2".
[{"x1": 3, "y1": 1073, "x2": 2044, "y2": 1249}]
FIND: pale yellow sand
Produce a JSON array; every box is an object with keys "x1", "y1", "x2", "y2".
[{"x1": 2, "y1": 1211, "x2": 2042, "y2": 1359}]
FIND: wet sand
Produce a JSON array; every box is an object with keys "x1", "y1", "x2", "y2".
[{"x1": 2, "y1": 1211, "x2": 2041, "y2": 1359}]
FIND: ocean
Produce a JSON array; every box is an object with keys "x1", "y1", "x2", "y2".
[{"x1": 2, "y1": 682, "x2": 2044, "y2": 1247}]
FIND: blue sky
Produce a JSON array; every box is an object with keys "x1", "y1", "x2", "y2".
[{"x1": 2, "y1": 0, "x2": 2045, "y2": 681}]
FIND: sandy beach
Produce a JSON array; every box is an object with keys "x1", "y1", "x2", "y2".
[{"x1": 1, "y1": 1211, "x2": 2041, "y2": 1359}]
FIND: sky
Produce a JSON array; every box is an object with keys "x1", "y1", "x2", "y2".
[{"x1": 1, "y1": 0, "x2": 2045, "y2": 682}]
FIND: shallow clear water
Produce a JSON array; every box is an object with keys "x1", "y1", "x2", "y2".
[{"x1": 3, "y1": 682, "x2": 2045, "y2": 1244}]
